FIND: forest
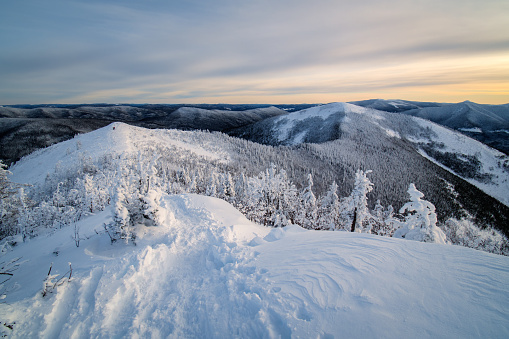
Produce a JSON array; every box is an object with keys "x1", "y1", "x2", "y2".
[{"x1": 1, "y1": 125, "x2": 507, "y2": 255}]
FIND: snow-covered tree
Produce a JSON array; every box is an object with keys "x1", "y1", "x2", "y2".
[
  {"x1": 441, "y1": 218, "x2": 508, "y2": 255},
  {"x1": 0, "y1": 161, "x2": 21, "y2": 238},
  {"x1": 298, "y1": 174, "x2": 318, "y2": 229},
  {"x1": 339, "y1": 170, "x2": 374, "y2": 233},
  {"x1": 370, "y1": 200, "x2": 397, "y2": 237},
  {"x1": 223, "y1": 173, "x2": 236, "y2": 202},
  {"x1": 393, "y1": 183, "x2": 446, "y2": 244},
  {"x1": 244, "y1": 164, "x2": 298, "y2": 227},
  {"x1": 317, "y1": 181, "x2": 341, "y2": 230},
  {"x1": 206, "y1": 173, "x2": 218, "y2": 197},
  {"x1": 141, "y1": 189, "x2": 163, "y2": 226},
  {"x1": 107, "y1": 186, "x2": 135, "y2": 244},
  {"x1": 0, "y1": 161, "x2": 15, "y2": 200}
]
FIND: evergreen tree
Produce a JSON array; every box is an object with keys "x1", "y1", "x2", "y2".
[
  {"x1": 370, "y1": 200, "x2": 396, "y2": 236},
  {"x1": 298, "y1": 174, "x2": 317, "y2": 229},
  {"x1": 393, "y1": 183, "x2": 446, "y2": 244},
  {"x1": 0, "y1": 161, "x2": 21, "y2": 238},
  {"x1": 317, "y1": 181, "x2": 340, "y2": 230},
  {"x1": 224, "y1": 173, "x2": 236, "y2": 202},
  {"x1": 141, "y1": 189, "x2": 162, "y2": 226},
  {"x1": 340, "y1": 170, "x2": 374, "y2": 233}
]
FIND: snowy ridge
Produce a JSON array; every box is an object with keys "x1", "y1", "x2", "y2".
[
  {"x1": 9, "y1": 122, "x2": 228, "y2": 187},
  {"x1": 273, "y1": 102, "x2": 376, "y2": 143},
  {"x1": 410, "y1": 117, "x2": 509, "y2": 206},
  {"x1": 1, "y1": 194, "x2": 509, "y2": 337},
  {"x1": 237, "y1": 102, "x2": 509, "y2": 208}
]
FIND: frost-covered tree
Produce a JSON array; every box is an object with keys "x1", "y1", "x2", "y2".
[
  {"x1": 77, "y1": 174, "x2": 109, "y2": 213},
  {"x1": 16, "y1": 188, "x2": 32, "y2": 241},
  {"x1": 339, "y1": 170, "x2": 374, "y2": 233},
  {"x1": 370, "y1": 200, "x2": 396, "y2": 237},
  {"x1": 107, "y1": 186, "x2": 135, "y2": 244},
  {"x1": 141, "y1": 189, "x2": 163, "y2": 226},
  {"x1": 394, "y1": 183, "x2": 446, "y2": 244},
  {"x1": 244, "y1": 164, "x2": 297, "y2": 227},
  {"x1": 0, "y1": 161, "x2": 21, "y2": 238},
  {"x1": 206, "y1": 173, "x2": 218, "y2": 197},
  {"x1": 317, "y1": 181, "x2": 341, "y2": 230},
  {"x1": 441, "y1": 218, "x2": 508, "y2": 255},
  {"x1": 297, "y1": 174, "x2": 317, "y2": 229},
  {"x1": 223, "y1": 173, "x2": 236, "y2": 202},
  {"x1": 0, "y1": 161, "x2": 15, "y2": 200},
  {"x1": 234, "y1": 173, "x2": 248, "y2": 204}
]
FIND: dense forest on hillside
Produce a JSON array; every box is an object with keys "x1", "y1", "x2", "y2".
[{"x1": 2, "y1": 124, "x2": 507, "y2": 255}]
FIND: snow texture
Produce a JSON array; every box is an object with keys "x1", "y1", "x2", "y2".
[{"x1": 1, "y1": 194, "x2": 509, "y2": 338}]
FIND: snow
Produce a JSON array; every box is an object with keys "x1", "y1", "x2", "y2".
[
  {"x1": 1, "y1": 193, "x2": 509, "y2": 338},
  {"x1": 459, "y1": 127, "x2": 483, "y2": 133},
  {"x1": 383, "y1": 127, "x2": 400, "y2": 139},
  {"x1": 9, "y1": 122, "x2": 228, "y2": 187},
  {"x1": 275, "y1": 102, "x2": 366, "y2": 142},
  {"x1": 412, "y1": 118, "x2": 509, "y2": 206}
]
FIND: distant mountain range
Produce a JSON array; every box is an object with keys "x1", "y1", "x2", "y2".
[
  {"x1": 2, "y1": 100, "x2": 507, "y2": 162},
  {"x1": 351, "y1": 99, "x2": 509, "y2": 154},
  {"x1": 230, "y1": 102, "x2": 508, "y2": 224},
  {"x1": 0, "y1": 103, "x2": 313, "y2": 165},
  {"x1": 1, "y1": 100, "x2": 508, "y2": 234}
]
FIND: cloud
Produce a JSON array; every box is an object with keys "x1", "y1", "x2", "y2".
[{"x1": 0, "y1": 0, "x2": 508, "y2": 104}]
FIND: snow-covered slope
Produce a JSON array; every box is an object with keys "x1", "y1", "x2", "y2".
[
  {"x1": 1, "y1": 193, "x2": 509, "y2": 338},
  {"x1": 409, "y1": 117, "x2": 509, "y2": 206},
  {"x1": 351, "y1": 99, "x2": 509, "y2": 154},
  {"x1": 232, "y1": 102, "x2": 509, "y2": 207},
  {"x1": 350, "y1": 98, "x2": 444, "y2": 113},
  {"x1": 405, "y1": 101, "x2": 509, "y2": 132},
  {"x1": 8, "y1": 119, "x2": 509, "y2": 237},
  {"x1": 0, "y1": 104, "x2": 287, "y2": 165},
  {"x1": 9, "y1": 122, "x2": 229, "y2": 187}
]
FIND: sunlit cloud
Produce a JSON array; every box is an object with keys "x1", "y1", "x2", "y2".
[{"x1": 1, "y1": 0, "x2": 508, "y2": 104}]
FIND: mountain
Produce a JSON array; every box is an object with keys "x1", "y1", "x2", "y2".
[
  {"x1": 2, "y1": 120, "x2": 508, "y2": 336},
  {"x1": 351, "y1": 99, "x2": 509, "y2": 154},
  {"x1": 0, "y1": 118, "x2": 112, "y2": 166},
  {"x1": 7, "y1": 119, "x2": 508, "y2": 236},
  {"x1": 0, "y1": 104, "x2": 288, "y2": 165},
  {"x1": 3, "y1": 100, "x2": 508, "y2": 232},
  {"x1": 350, "y1": 98, "x2": 445, "y2": 112},
  {"x1": 140, "y1": 106, "x2": 287, "y2": 131},
  {"x1": 231, "y1": 103, "x2": 509, "y2": 203},
  {"x1": 1, "y1": 193, "x2": 509, "y2": 337}
]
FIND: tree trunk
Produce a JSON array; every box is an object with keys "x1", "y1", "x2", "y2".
[{"x1": 351, "y1": 207, "x2": 357, "y2": 232}]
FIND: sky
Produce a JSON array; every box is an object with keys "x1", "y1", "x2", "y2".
[{"x1": 1, "y1": 0, "x2": 508, "y2": 105}]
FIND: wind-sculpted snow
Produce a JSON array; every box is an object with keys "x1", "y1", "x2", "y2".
[{"x1": 1, "y1": 194, "x2": 509, "y2": 338}]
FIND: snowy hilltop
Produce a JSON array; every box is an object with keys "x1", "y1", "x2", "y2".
[
  {"x1": 1, "y1": 194, "x2": 509, "y2": 338},
  {"x1": 1, "y1": 121, "x2": 509, "y2": 337}
]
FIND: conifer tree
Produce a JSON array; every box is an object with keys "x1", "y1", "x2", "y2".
[
  {"x1": 298, "y1": 174, "x2": 317, "y2": 229},
  {"x1": 340, "y1": 170, "x2": 374, "y2": 233},
  {"x1": 317, "y1": 181, "x2": 340, "y2": 230},
  {"x1": 393, "y1": 183, "x2": 446, "y2": 244}
]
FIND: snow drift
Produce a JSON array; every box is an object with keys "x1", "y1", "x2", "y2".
[{"x1": 1, "y1": 194, "x2": 509, "y2": 338}]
